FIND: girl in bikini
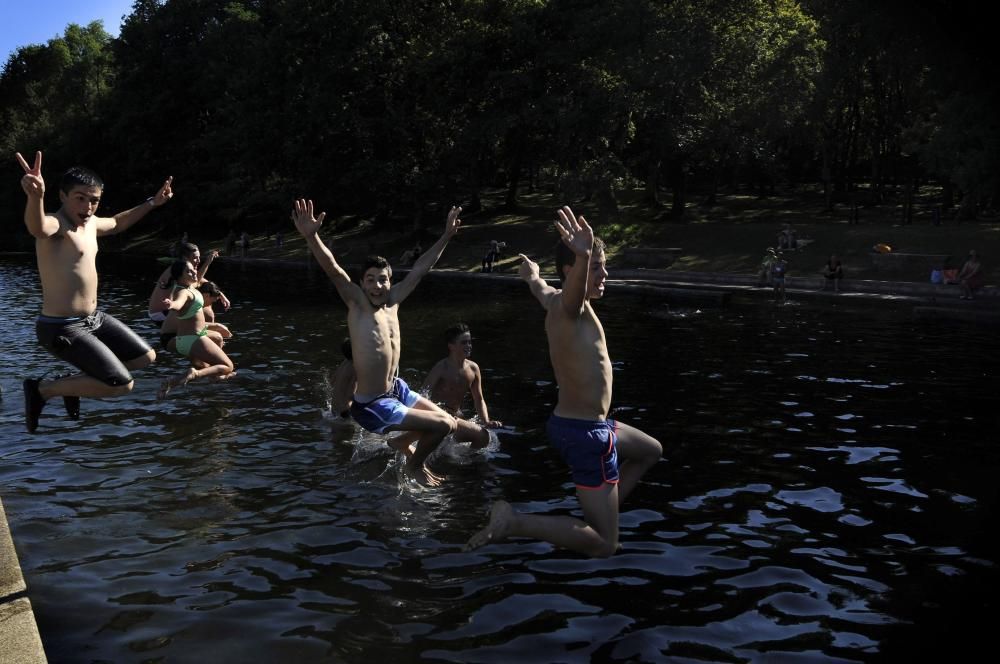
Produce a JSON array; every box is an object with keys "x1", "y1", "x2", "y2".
[{"x1": 158, "y1": 261, "x2": 236, "y2": 398}]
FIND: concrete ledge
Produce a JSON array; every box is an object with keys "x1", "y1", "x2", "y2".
[
  {"x1": 1, "y1": 497, "x2": 47, "y2": 663},
  {"x1": 1, "y1": 598, "x2": 47, "y2": 663},
  {"x1": 869, "y1": 252, "x2": 949, "y2": 273}
]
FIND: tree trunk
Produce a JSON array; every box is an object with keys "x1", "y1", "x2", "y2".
[
  {"x1": 644, "y1": 159, "x2": 661, "y2": 207},
  {"x1": 504, "y1": 137, "x2": 524, "y2": 210}
]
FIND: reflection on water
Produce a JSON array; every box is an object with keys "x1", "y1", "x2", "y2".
[{"x1": 1, "y1": 255, "x2": 998, "y2": 662}]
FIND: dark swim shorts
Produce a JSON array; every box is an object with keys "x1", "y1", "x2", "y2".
[
  {"x1": 36, "y1": 310, "x2": 152, "y2": 386},
  {"x1": 350, "y1": 377, "x2": 421, "y2": 434},
  {"x1": 546, "y1": 414, "x2": 620, "y2": 489}
]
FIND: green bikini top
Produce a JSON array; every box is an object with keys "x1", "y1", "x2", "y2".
[{"x1": 177, "y1": 286, "x2": 204, "y2": 320}]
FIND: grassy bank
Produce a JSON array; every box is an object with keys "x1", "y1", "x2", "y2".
[{"x1": 116, "y1": 186, "x2": 1000, "y2": 284}]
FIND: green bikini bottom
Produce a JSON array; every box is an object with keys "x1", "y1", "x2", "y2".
[{"x1": 175, "y1": 327, "x2": 209, "y2": 357}]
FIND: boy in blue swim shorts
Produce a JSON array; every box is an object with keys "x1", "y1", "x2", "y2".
[
  {"x1": 466, "y1": 206, "x2": 663, "y2": 557},
  {"x1": 294, "y1": 200, "x2": 490, "y2": 485},
  {"x1": 350, "y1": 376, "x2": 421, "y2": 433}
]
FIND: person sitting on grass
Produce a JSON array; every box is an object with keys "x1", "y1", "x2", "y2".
[
  {"x1": 821, "y1": 255, "x2": 844, "y2": 293},
  {"x1": 757, "y1": 247, "x2": 777, "y2": 286},
  {"x1": 958, "y1": 250, "x2": 984, "y2": 300}
]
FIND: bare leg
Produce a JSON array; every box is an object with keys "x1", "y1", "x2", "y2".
[
  {"x1": 453, "y1": 418, "x2": 491, "y2": 449},
  {"x1": 124, "y1": 348, "x2": 156, "y2": 371},
  {"x1": 387, "y1": 431, "x2": 419, "y2": 458},
  {"x1": 39, "y1": 374, "x2": 133, "y2": 400},
  {"x1": 465, "y1": 483, "x2": 622, "y2": 558},
  {"x1": 389, "y1": 398, "x2": 456, "y2": 484},
  {"x1": 612, "y1": 420, "x2": 663, "y2": 505},
  {"x1": 158, "y1": 367, "x2": 197, "y2": 400}
]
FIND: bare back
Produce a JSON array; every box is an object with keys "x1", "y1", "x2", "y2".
[
  {"x1": 35, "y1": 212, "x2": 100, "y2": 317},
  {"x1": 545, "y1": 294, "x2": 612, "y2": 420}
]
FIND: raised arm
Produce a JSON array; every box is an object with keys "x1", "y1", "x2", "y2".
[
  {"x1": 554, "y1": 206, "x2": 593, "y2": 318},
  {"x1": 16, "y1": 151, "x2": 59, "y2": 238},
  {"x1": 291, "y1": 198, "x2": 362, "y2": 305},
  {"x1": 518, "y1": 253, "x2": 558, "y2": 308},
  {"x1": 197, "y1": 249, "x2": 218, "y2": 282},
  {"x1": 96, "y1": 176, "x2": 173, "y2": 236},
  {"x1": 390, "y1": 206, "x2": 461, "y2": 304}
]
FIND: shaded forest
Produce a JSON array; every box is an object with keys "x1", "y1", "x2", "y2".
[{"x1": 1, "y1": 0, "x2": 997, "y2": 247}]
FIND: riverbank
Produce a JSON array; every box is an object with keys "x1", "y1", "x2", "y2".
[{"x1": 104, "y1": 188, "x2": 1000, "y2": 286}]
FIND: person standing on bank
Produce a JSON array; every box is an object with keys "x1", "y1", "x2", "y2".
[
  {"x1": 465, "y1": 206, "x2": 663, "y2": 557},
  {"x1": 17, "y1": 150, "x2": 173, "y2": 433}
]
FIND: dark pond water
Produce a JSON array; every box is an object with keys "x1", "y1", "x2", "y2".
[{"x1": 1, "y1": 254, "x2": 998, "y2": 663}]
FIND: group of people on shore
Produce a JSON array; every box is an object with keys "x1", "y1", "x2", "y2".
[{"x1": 17, "y1": 151, "x2": 662, "y2": 559}]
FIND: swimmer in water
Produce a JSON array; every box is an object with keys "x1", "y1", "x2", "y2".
[{"x1": 422, "y1": 323, "x2": 502, "y2": 435}]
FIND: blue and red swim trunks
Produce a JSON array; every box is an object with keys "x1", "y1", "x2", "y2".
[{"x1": 546, "y1": 414, "x2": 620, "y2": 489}]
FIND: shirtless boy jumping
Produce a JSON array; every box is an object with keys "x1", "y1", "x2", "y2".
[
  {"x1": 465, "y1": 206, "x2": 663, "y2": 557},
  {"x1": 292, "y1": 199, "x2": 491, "y2": 484},
  {"x1": 422, "y1": 323, "x2": 502, "y2": 428},
  {"x1": 17, "y1": 150, "x2": 173, "y2": 432}
]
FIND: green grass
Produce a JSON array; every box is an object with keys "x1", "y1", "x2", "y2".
[{"x1": 118, "y1": 185, "x2": 1000, "y2": 284}]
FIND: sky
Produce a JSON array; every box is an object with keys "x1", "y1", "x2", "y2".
[{"x1": 0, "y1": 0, "x2": 137, "y2": 65}]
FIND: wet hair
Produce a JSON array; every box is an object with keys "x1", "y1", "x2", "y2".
[
  {"x1": 361, "y1": 255, "x2": 392, "y2": 281},
  {"x1": 198, "y1": 280, "x2": 221, "y2": 297},
  {"x1": 554, "y1": 237, "x2": 606, "y2": 284},
  {"x1": 169, "y1": 259, "x2": 193, "y2": 282},
  {"x1": 341, "y1": 337, "x2": 352, "y2": 361},
  {"x1": 444, "y1": 323, "x2": 470, "y2": 344},
  {"x1": 179, "y1": 242, "x2": 200, "y2": 259},
  {"x1": 59, "y1": 166, "x2": 104, "y2": 194}
]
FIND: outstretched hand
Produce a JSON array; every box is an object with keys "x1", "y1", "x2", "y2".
[
  {"x1": 517, "y1": 253, "x2": 539, "y2": 281},
  {"x1": 151, "y1": 176, "x2": 174, "y2": 206},
  {"x1": 291, "y1": 198, "x2": 326, "y2": 237},
  {"x1": 443, "y1": 206, "x2": 462, "y2": 238},
  {"x1": 554, "y1": 205, "x2": 593, "y2": 257},
  {"x1": 15, "y1": 151, "x2": 44, "y2": 198}
]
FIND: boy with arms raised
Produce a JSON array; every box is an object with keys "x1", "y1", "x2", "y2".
[
  {"x1": 292, "y1": 199, "x2": 490, "y2": 484},
  {"x1": 466, "y1": 206, "x2": 662, "y2": 557},
  {"x1": 17, "y1": 150, "x2": 173, "y2": 433}
]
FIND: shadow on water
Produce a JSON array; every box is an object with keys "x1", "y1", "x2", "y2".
[{"x1": 1, "y1": 254, "x2": 998, "y2": 662}]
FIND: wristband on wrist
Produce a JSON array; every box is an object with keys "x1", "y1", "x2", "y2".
[{"x1": 146, "y1": 196, "x2": 156, "y2": 207}]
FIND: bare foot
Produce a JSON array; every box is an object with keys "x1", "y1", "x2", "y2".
[
  {"x1": 463, "y1": 500, "x2": 514, "y2": 551},
  {"x1": 213, "y1": 371, "x2": 238, "y2": 382},
  {"x1": 404, "y1": 462, "x2": 445, "y2": 487},
  {"x1": 157, "y1": 379, "x2": 172, "y2": 400}
]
